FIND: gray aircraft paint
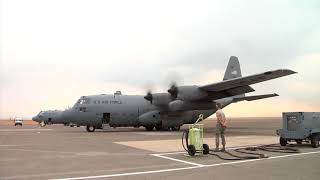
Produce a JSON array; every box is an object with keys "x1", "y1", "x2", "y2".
[
  {"x1": 32, "y1": 110, "x2": 65, "y2": 125},
  {"x1": 33, "y1": 56, "x2": 296, "y2": 131},
  {"x1": 62, "y1": 94, "x2": 216, "y2": 128}
]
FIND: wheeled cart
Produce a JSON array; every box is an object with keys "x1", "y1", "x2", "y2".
[{"x1": 277, "y1": 112, "x2": 320, "y2": 148}]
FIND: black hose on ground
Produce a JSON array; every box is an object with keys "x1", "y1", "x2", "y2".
[
  {"x1": 208, "y1": 151, "x2": 245, "y2": 160},
  {"x1": 208, "y1": 144, "x2": 300, "y2": 161},
  {"x1": 182, "y1": 130, "x2": 189, "y2": 152},
  {"x1": 208, "y1": 149, "x2": 262, "y2": 160},
  {"x1": 246, "y1": 144, "x2": 300, "y2": 153}
]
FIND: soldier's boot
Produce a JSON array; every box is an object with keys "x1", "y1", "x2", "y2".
[{"x1": 220, "y1": 146, "x2": 226, "y2": 152}]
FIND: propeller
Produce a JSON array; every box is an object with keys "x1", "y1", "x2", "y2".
[
  {"x1": 167, "y1": 82, "x2": 178, "y2": 100},
  {"x1": 144, "y1": 90, "x2": 153, "y2": 104}
]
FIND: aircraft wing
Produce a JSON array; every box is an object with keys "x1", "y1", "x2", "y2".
[
  {"x1": 233, "y1": 93, "x2": 279, "y2": 102},
  {"x1": 200, "y1": 69, "x2": 296, "y2": 92}
]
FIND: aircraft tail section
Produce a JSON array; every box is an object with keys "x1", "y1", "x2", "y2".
[{"x1": 223, "y1": 56, "x2": 242, "y2": 81}]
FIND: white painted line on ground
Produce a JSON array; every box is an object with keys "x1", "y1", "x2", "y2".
[
  {"x1": 153, "y1": 144, "x2": 266, "y2": 156},
  {"x1": 0, "y1": 129, "x2": 53, "y2": 132},
  {"x1": 0, "y1": 148, "x2": 75, "y2": 154},
  {"x1": 52, "y1": 166, "x2": 199, "y2": 180},
  {"x1": 53, "y1": 150, "x2": 320, "y2": 180},
  {"x1": 0, "y1": 145, "x2": 17, "y2": 147},
  {"x1": 152, "y1": 154, "x2": 204, "y2": 167}
]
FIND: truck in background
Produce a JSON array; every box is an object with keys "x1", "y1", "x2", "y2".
[{"x1": 14, "y1": 117, "x2": 23, "y2": 126}]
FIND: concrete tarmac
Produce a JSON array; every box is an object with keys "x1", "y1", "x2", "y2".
[{"x1": 0, "y1": 117, "x2": 319, "y2": 180}]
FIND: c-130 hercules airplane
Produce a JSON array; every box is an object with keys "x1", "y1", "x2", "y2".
[{"x1": 59, "y1": 56, "x2": 296, "y2": 132}]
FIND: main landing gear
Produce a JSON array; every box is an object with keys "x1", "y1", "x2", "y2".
[
  {"x1": 144, "y1": 125, "x2": 181, "y2": 131},
  {"x1": 86, "y1": 125, "x2": 96, "y2": 132}
]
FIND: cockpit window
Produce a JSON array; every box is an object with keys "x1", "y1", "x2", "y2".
[
  {"x1": 38, "y1": 111, "x2": 46, "y2": 115},
  {"x1": 77, "y1": 98, "x2": 91, "y2": 105}
]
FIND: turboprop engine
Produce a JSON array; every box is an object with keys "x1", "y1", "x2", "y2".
[
  {"x1": 144, "y1": 92, "x2": 172, "y2": 106},
  {"x1": 168, "y1": 85, "x2": 208, "y2": 101}
]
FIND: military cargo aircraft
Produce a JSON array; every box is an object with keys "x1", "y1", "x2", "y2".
[
  {"x1": 59, "y1": 56, "x2": 296, "y2": 132},
  {"x1": 32, "y1": 110, "x2": 72, "y2": 127}
]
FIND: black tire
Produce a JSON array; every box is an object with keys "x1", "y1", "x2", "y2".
[
  {"x1": 311, "y1": 135, "x2": 319, "y2": 148},
  {"x1": 155, "y1": 125, "x2": 162, "y2": 131},
  {"x1": 145, "y1": 126, "x2": 154, "y2": 131},
  {"x1": 296, "y1": 140, "x2": 303, "y2": 144},
  {"x1": 171, "y1": 126, "x2": 181, "y2": 131},
  {"x1": 203, "y1": 144, "x2": 210, "y2": 155},
  {"x1": 188, "y1": 145, "x2": 196, "y2": 156},
  {"x1": 280, "y1": 137, "x2": 287, "y2": 146},
  {"x1": 86, "y1": 125, "x2": 95, "y2": 132}
]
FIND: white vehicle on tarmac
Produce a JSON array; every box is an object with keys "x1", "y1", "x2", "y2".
[{"x1": 14, "y1": 118, "x2": 23, "y2": 126}]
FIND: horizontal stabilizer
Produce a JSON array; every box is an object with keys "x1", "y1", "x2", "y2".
[{"x1": 233, "y1": 93, "x2": 279, "y2": 102}]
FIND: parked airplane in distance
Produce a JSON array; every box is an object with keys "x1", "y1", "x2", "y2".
[
  {"x1": 38, "y1": 56, "x2": 297, "y2": 132},
  {"x1": 32, "y1": 110, "x2": 75, "y2": 127}
]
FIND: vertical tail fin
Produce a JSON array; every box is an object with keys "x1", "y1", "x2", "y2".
[{"x1": 223, "y1": 56, "x2": 242, "y2": 81}]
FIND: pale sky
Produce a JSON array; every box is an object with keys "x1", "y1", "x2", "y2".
[{"x1": 1, "y1": 0, "x2": 320, "y2": 119}]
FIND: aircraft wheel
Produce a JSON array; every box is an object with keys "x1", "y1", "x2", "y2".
[
  {"x1": 311, "y1": 135, "x2": 319, "y2": 148},
  {"x1": 203, "y1": 144, "x2": 210, "y2": 155},
  {"x1": 280, "y1": 137, "x2": 287, "y2": 146},
  {"x1": 145, "y1": 126, "x2": 154, "y2": 131},
  {"x1": 296, "y1": 140, "x2": 303, "y2": 144},
  {"x1": 187, "y1": 145, "x2": 196, "y2": 156},
  {"x1": 155, "y1": 125, "x2": 162, "y2": 131},
  {"x1": 171, "y1": 126, "x2": 181, "y2": 131},
  {"x1": 86, "y1": 125, "x2": 95, "y2": 132},
  {"x1": 40, "y1": 121, "x2": 46, "y2": 127}
]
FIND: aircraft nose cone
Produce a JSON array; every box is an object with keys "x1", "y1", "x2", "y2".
[{"x1": 32, "y1": 116, "x2": 39, "y2": 122}]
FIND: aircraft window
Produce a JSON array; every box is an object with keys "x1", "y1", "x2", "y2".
[
  {"x1": 98, "y1": 101, "x2": 100, "y2": 104},
  {"x1": 38, "y1": 111, "x2": 45, "y2": 115},
  {"x1": 79, "y1": 99, "x2": 85, "y2": 105},
  {"x1": 79, "y1": 98, "x2": 91, "y2": 104},
  {"x1": 79, "y1": 107, "x2": 86, "y2": 112},
  {"x1": 85, "y1": 99, "x2": 91, "y2": 104}
]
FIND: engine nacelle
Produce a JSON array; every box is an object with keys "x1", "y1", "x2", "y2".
[
  {"x1": 138, "y1": 111, "x2": 161, "y2": 126},
  {"x1": 176, "y1": 86, "x2": 208, "y2": 101},
  {"x1": 152, "y1": 93, "x2": 172, "y2": 106}
]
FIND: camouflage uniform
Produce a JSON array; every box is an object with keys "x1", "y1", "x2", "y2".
[
  {"x1": 215, "y1": 109, "x2": 227, "y2": 150},
  {"x1": 216, "y1": 123, "x2": 226, "y2": 148}
]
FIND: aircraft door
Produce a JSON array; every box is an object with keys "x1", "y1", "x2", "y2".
[{"x1": 102, "y1": 113, "x2": 111, "y2": 124}]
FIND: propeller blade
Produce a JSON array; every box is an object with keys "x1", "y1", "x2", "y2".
[
  {"x1": 144, "y1": 91, "x2": 153, "y2": 104},
  {"x1": 168, "y1": 83, "x2": 178, "y2": 99}
]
